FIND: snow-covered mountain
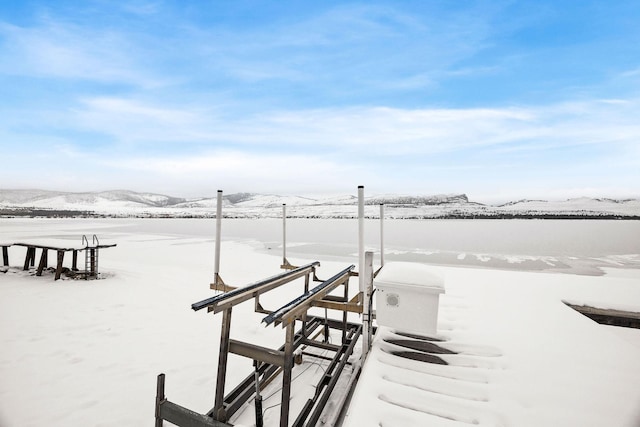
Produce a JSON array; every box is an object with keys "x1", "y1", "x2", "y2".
[
  {"x1": 0, "y1": 189, "x2": 186, "y2": 209},
  {"x1": 365, "y1": 194, "x2": 470, "y2": 206},
  {"x1": 0, "y1": 189, "x2": 639, "y2": 219}
]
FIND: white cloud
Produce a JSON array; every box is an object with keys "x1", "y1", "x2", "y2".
[
  {"x1": 67, "y1": 95, "x2": 640, "y2": 161},
  {"x1": 99, "y1": 150, "x2": 369, "y2": 195},
  {"x1": 42, "y1": 94, "x2": 635, "y2": 198},
  {"x1": 621, "y1": 67, "x2": 640, "y2": 78},
  {"x1": 0, "y1": 20, "x2": 166, "y2": 87}
]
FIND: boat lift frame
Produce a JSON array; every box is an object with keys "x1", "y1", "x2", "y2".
[
  {"x1": 156, "y1": 261, "x2": 367, "y2": 427},
  {"x1": 155, "y1": 187, "x2": 379, "y2": 427}
]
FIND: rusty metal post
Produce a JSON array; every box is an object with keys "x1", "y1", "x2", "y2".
[
  {"x1": 280, "y1": 321, "x2": 295, "y2": 427},
  {"x1": 155, "y1": 373, "x2": 165, "y2": 427},
  {"x1": 214, "y1": 307, "x2": 232, "y2": 422}
]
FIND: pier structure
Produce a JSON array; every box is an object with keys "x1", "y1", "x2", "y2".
[{"x1": 1, "y1": 235, "x2": 115, "y2": 280}]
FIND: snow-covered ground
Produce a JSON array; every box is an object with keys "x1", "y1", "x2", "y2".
[
  {"x1": 1, "y1": 218, "x2": 640, "y2": 426},
  {"x1": 344, "y1": 265, "x2": 640, "y2": 427}
]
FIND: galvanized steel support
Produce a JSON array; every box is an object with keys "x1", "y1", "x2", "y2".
[
  {"x1": 363, "y1": 251, "x2": 374, "y2": 359},
  {"x1": 156, "y1": 373, "x2": 165, "y2": 427},
  {"x1": 213, "y1": 308, "x2": 232, "y2": 422},
  {"x1": 280, "y1": 322, "x2": 295, "y2": 427}
]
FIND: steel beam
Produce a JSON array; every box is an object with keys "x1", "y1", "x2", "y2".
[
  {"x1": 262, "y1": 265, "x2": 354, "y2": 327},
  {"x1": 213, "y1": 308, "x2": 232, "y2": 422},
  {"x1": 192, "y1": 262, "x2": 320, "y2": 313},
  {"x1": 311, "y1": 299, "x2": 362, "y2": 314},
  {"x1": 160, "y1": 400, "x2": 229, "y2": 427},
  {"x1": 228, "y1": 339, "x2": 285, "y2": 367},
  {"x1": 280, "y1": 322, "x2": 295, "y2": 427}
]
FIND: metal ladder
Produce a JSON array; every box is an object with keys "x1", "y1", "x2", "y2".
[{"x1": 81, "y1": 235, "x2": 100, "y2": 279}]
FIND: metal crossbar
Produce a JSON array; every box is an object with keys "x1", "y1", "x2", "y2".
[
  {"x1": 191, "y1": 261, "x2": 320, "y2": 313},
  {"x1": 262, "y1": 265, "x2": 355, "y2": 327}
]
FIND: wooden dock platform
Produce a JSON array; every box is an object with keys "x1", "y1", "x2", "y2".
[
  {"x1": 565, "y1": 302, "x2": 640, "y2": 329},
  {"x1": 2, "y1": 237, "x2": 116, "y2": 280}
]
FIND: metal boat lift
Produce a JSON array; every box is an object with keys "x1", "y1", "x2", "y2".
[
  {"x1": 155, "y1": 187, "x2": 379, "y2": 427},
  {"x1": 156, "y1": 260, "x2": 368, "y2": 427}
]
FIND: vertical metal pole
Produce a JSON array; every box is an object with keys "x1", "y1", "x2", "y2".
[
  {"x1": 282, "y1": 204, "x2": 287, "y2": 267},
  {"x1": 214, "y1": 307, "x2": 232, "y2": 422},
  {"x1": 363, "y1": 251, "x2": 374, "y2": 360},
  {"x1": 323, "y1": 308, "x2": 329, "y2": 343},
  {"x1": 280, "y1": 322, "x2": 295, "y2": 427},
  {"x1": 302, "y1": 272, "x2": 310, "y2": 334},
  {"x1": 342, "y1": 277, "x2": 349, "y2": 344},
  {"x1": 254, "y1": 361, "x2": 264, "y2": 427},
  {"x1": 155, "y1": 373, "x2": 165, "y2": 427},
  {"x1": 358, "y1": 186, "x2": 365, "y2": 298},
  {"x1": 379, "y1": 203, "x2": 385, "y2": 267},
  {"x1": 214, "y1": 190, "x2": 223, "y2": 285}
]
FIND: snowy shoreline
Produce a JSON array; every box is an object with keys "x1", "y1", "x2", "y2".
[
  {"x1": 2, "y1": 189, "x2": 640, "y2": 219},
  {"x1": 2, "y1": 208, "x2": 640, "y2": 220}
]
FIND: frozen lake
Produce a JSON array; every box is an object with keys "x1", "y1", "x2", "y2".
[
  {"x1": 92, "y1": 218, "x2": 640, "y2": 256},
  {"x1": 11, "y1": 217, "x2": 637, "y2": 275}
]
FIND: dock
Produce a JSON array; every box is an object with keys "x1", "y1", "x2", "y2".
[{"x1": 1, "y1": 235, "x2": 116, "y2": 280}]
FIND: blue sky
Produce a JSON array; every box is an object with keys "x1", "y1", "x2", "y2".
[{"x1": 1, "y1": 0, "x2": 639, "y2": 202}]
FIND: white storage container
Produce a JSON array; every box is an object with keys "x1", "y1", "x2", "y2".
[{"x1": 374, "y1": 262, "x2": 445, "y2": 336}]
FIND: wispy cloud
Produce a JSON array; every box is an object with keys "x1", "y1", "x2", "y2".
[
  {"x1": 0, "y1": 1, "x2": 503, "y2": 102},
  {"x1": 66, "y1": 95, "x2": 640, "y2": 156},
  {"x1": 0, "y1": 18, "x2": 167, "y2": 87}
]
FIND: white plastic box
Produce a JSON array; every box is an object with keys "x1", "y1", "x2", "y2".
[{"x1": 374, "y1": 262, "x2": 445, "y2": 336}]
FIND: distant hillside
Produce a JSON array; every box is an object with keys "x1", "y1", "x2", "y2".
[
  {"x1": 0, "y1": 189, "x2": 639, "y2": 219},
  {"x1": 366, "y1": 194, "x2": 470, "y2": 206},
  {"x1": 0, "y1": 189, "x2": 186, "y2": 208}
]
